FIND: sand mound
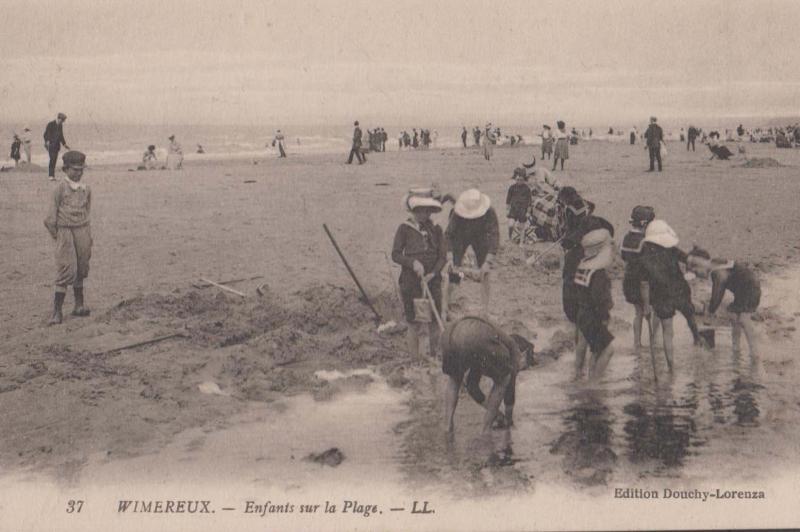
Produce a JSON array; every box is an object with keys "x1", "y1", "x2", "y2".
[{"x1": 742, "y1": 157, "x2": 782, "y2": 168}]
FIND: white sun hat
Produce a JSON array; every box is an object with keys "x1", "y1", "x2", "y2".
[
  {"x1": 644, "y1": 219, "x2": 679, "y2": 248},
  {"x1": 454, "y1": 189, "x2": 491, "y2": 219},
  {"x1": 579, "y1": 228, "x2": 614, "y2": 270}
]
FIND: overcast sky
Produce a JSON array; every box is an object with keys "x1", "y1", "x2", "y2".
[{"x1": 1, "y1": 0, "x2": 798, "y2": 126}]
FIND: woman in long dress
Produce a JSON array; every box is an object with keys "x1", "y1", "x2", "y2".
[{"x1": 552, "y1": 120, "x2": 569, "y2": 171}]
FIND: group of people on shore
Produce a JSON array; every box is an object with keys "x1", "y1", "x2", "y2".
[
  {"x1": 137, "y1": 135, "x2": 184, "y2": 170},
  {"x1": 398, "y1": 128, "x2": 436, "y2": 150}
]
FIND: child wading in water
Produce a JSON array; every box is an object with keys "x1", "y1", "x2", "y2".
[
  {"x1": 44, "y1": 151, "x2": 92, "y2": 325},
  {"x1": 620, "y1": 205, "x2": 656, "y2": 348},
  {"x1": 506, "y1": 167, "x2": 532, "y2": 245},
  {"x1": 391, "y1": 191, "x2": 446, "y2": 361},
  {"x1": 639, "y1": 220, "x2": 703, "y2": 372},
  {"x1": 574, "y1": 228, "x2": 615, "y2": 381},
  {"x1": 687, "y1": 247, "x2": 761, "y2": 358}
]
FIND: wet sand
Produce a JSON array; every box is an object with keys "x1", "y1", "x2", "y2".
[{"x1": 1, "y1": 139, "x2": 800, "y2": 519}]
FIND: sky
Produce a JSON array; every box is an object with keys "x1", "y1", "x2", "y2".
[{"x1": 1, "y1": 0, "x2": 799, "y2": 127}]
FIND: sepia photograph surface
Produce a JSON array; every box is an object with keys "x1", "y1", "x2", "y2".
[{"x1": 1, "y1": 1, "x2": 800, "y2": 530}]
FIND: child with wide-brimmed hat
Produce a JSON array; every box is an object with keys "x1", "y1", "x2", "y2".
[
  {"x1": 391, "y1": 190, "x2": 447, "y2": 361},
  {"x1": 620, "y1": 205, "x2": 656, "y2": 349},
  {"x1": 687, "y1": 246, "x2": 761, "y2": 359},
  {"x1": 43, "y1": 151, "x2": 93, "y2": 325},
  {"x1": 574, "y1": 228, "x2": 615, "y2": 381},
  {"x1": 639, "y1": 220, "x2": 703, "y2": 371},
  {"x1": 446, "y1": 188, "x2": 500, "y2": 316}
]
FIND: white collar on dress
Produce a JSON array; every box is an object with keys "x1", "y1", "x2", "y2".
[{"x1": 64, "y1": 175, "x2": 86, "y2": 191}]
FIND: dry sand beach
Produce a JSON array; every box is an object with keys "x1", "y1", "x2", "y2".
[{"x1": 2, "y1": 139, "x2": 800, "y2": 526}]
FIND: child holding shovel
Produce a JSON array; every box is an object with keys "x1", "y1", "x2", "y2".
[
  {"x1": 686, "y1": 247, "x2": 761, "y2": 358},
  {"x1": 392, "y1": 193, "x2": 447, "y2": 361}
]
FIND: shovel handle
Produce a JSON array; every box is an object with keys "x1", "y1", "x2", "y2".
[
  {"x1": 323, "y1": 224, "x2": 383, "y2": 322},
  {"x1": 423, "y1": 281, "x2": 445, "y2": 332}
]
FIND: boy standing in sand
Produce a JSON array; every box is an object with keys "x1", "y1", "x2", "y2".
[
  {"x1": 687, "y1": 247, "x2": 761, "y2": 358},
  {"x1": 392, "y1": 192, "x2": 447, "y2": 361},
  {"x1": 43, "y1": 151, "x2": 92, "y2": 325}
]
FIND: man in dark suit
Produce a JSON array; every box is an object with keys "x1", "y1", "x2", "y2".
[
  {"x1": 44, "y1": 113, "x2": 70, "y2": 179},
  {"x1": 687, "y1": 126, "x2": 698, "y2": 151},
  {"x1": 644, "y1": 116, "x2": 663, "y2": 172},
  {"x1": 346, "y1": 120, "x2": 365, "y2": 164}
]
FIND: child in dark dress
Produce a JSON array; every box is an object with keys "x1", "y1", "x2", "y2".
[
  {"x1": 574, "y1": 228, "x2": 615, "y2": 381},
  {"x1": 506, "y1": 167, "x2": 532, "y2": 244},
  {"x1": 392, "y1": 193, "x2": 447, "y2": 361},
  {"x1": 687, "y1": 247, "x2": 761, "y2": 357},
  {"x1": 639, "y1": 220, "x2": 703, "y2": 372},
  {"x1": 620, "y1": 205, "x2": 655, "y2": 348}
]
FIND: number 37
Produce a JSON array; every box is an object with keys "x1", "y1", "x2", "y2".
[{"x1": 66, "y1": 500, "x2": 84, "y2": 513}]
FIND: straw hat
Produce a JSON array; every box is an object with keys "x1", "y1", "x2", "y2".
[
  {"x1": 407, "y1": 195, "x2": 442, "y2": 212},
  {"x1": 454, "y1": 189, "x2": 491, "y2": 219},
  {"x1": 402, "y1": 187, "x2": 442, "y2": 212},
  {"x1": 579, "y1": 229, "x2": 614, "y2": 269},
  {"x1": 644, "y1": 219, "x2": 679, "y2": 248}
]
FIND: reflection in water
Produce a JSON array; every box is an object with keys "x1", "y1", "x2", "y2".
[
  {"x1": 400, "y1": 372, "x2": 530, "y2": 494},
  {"x1": 730, "y1": 352, "x2": 764, "y2": 426},
  {"x1": 623, "y1": 351, "x2": 702, "y2": 470},
  {"x1": 550, "y1": 389, "x2": 617, "y2": 486}
]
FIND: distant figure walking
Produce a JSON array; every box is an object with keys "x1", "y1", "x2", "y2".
[
  {"x1": 10, "y1": 134, "x2": 22, "y2": 167},
  {"x1": 540, "y1": 125, "x2": 553, "y2": 160},
  {"x1": 552, "y1": 121, "x2": 569, "y2": 171},
  {"x1": 272, "y1": 130, "x2": 286, "y2": 158},
  {"x1": 687, "y1": 125, "x2": 698, "y2": 151},
  {"x1": 167, "y1": 135, "x2": 183, "y2": 170},
  {"x1": 473, "y1": 126, "x2": 481, "y2": 147},
  {"x1": 483, "y1": 123, "x2": 495, "y2": 161},
  {"x1": 644, "y1": 116, "x2": 663, "y2": 172},
  {"x1": 44, "y1": 113, "x2": 70, "y2": 180},
  {"x1": 461, "y1": 127, "x2": 468, "y2": 148},
  {"x1": 21, "y1": 126, "x2": 32, "y2": 164},
  {"x1": 346, "y1": 121, "x2": 365, "y2": 164},
  {"x1": 629, "y1": 126, "x2": 637, "y2": 145}
]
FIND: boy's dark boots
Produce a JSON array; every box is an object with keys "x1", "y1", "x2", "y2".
[
  {"x1": 72, "y1": 287, "x2": 90, "y2": 317},
  {"x1": 49, "y1": 292, "x2": 66, "y2": 325}
]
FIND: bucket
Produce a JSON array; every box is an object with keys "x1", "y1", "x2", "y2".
[
  {"x1": 698, "y1": 328, "x2": 716, "y2": 348},
  {"x1": 413, "y1": 281, "x2": 432, "y2": 323}
]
